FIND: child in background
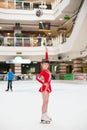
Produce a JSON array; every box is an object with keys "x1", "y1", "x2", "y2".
[
  {"x1": 36, "y1": 48, "x2": 52, "y2": 124},
  {"x1": 5, "y1": 68, "x2": 14, "y2": 91}
]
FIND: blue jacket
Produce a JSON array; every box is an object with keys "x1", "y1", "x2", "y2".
[{"x1": 7, "y1": 72, "x2": 14, "y2": 80}]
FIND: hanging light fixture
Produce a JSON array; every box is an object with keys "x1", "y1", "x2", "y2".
[
  {"x1": 36, "y1": 9, "x2": 43, "y2": 17},
  {"x1": 39, "y1": 1, "x2": 47, "y2": 9},
  {"x1": 36, "y1": 1, "x2": 47, "y2": 17}
]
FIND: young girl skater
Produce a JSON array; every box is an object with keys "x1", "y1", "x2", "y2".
[{"x1": 36, "y1": 48, "x2": 52, "y2": 124}]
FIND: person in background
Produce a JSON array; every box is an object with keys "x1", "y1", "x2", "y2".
[
  {"x1": 37, "y1": 34, "x2": 42, "y2": 46},
  {"x1": 5, "y1": 68, "x2": 14, "y2": 91},
  {"x1": 36, "y1": 47, "x2": 52, "y2": 124},
  {"x1": 0, "y1": 33, "x2": 4, "y2": 46}
]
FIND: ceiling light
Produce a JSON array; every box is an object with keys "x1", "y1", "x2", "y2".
[
  {"x1": 7, "y1": 33, "x2": 10, "y2": 36},
  {"x1": 0, "y1": 27, "x2": 2, "y2": 29},
  {"x1": 33, "y1": 62, "x2": 37, "y2": 64},
  {"x1": 39, "y1": 1, "x2": 47, "y2": 9},
  {"x1": 59, "y1": 18, "x2": 63, "y2": 21},
  {"x1": 69, "y1": 59, "x2": 72, "y2": 61},
  {"x1": 39, "y1": 21, "x2": 43, "y2": 23},
  {"x1": 48, "y1": 32, "x2": 51, "y2": 35}
]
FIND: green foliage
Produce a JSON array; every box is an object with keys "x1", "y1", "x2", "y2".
[
  {"x1": 15, "y1": 33, "x2": 23, "y2": 37},
  {"x1": 64, "y1": 15, "x2": 70, "y2": 20}
]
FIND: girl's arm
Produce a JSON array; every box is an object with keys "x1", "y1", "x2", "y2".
[{"x1": 36, "y1": 73, "x2": 44, "y2": 85}]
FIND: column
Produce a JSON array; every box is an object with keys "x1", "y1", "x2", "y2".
[
  {"x1": 57, "y1": 62, "x2": 66, "y2": 74},
  {"x1": 30, "y1": 2, "x2": 33, "y2": 10},
  {"x1": 59, "y1": 33, "x2": 62, "y2": 44},
  {"x1": 15, "y1": 64, "x2": 21, "y2": 76},
  {"x1": 5, "y1": 0, "x2": 8, "y2": 8},
  {"x1": 73, "y1": 58, "x2": 82, "y2": 73},
  {"x1": 14, "y1": 0, "x2": 16, "y2": 9}
]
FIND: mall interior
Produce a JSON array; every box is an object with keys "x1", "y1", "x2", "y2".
[{"x1": 0, "y1": 0, "x2": 87, "y2": 80}]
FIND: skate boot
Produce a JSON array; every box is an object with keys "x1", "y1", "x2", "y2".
[
  {"x1": 41, "y1": 113, "x2": 51, "y2": 124},
  {"x1": 46, "y1": 115, "x2": 52, "y2": 122}
]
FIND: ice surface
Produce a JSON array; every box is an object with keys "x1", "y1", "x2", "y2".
[{"x1": 0, "y1": 80, "x2": 87, "y2": 130}]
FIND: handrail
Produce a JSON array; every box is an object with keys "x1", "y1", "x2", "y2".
[{"x1": 0, "y1": 36, "x2": 53, "y2": 47}]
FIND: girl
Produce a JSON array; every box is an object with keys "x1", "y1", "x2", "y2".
[{"x1": 36, "y1": 48, "x2": 52, "y2": 123}]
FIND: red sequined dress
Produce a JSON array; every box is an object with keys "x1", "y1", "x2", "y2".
[{"x1": 36, "y1": 70, "x2": 52, "y2": 93}]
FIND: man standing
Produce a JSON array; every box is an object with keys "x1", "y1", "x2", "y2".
[{"x1": 5, "y1": 68, "x2": 14, "y2": 91}]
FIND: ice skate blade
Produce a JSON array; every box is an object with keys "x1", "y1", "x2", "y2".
[
  {"x1": 49, "y1": 118, "x2": 52, "y2": 122},
  {"x1": 40, "y1": 120, "x2": 50, "y2": 124}
]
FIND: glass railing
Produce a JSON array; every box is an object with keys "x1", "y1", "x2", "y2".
[
  {"x1": 0, "y1": 36, "x2": 53, "y2": 47},
  {"x1": 0, "y1": 35, "x2": 67, "y2": 47},
  {"x1": 0, "y1": 1, "x2": 51, "y2": 10}
]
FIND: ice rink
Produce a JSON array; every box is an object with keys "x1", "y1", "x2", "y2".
[{"x1": 0, "y1": 80, "x2": 87, "y2": 130}]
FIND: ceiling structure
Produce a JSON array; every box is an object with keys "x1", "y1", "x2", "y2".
[
  {"x1": 0, "y1": 0, "x2": 87, "y2": 62},
  {"x1": 0, "y1": 0, "x2": 83, "y2": 37}
]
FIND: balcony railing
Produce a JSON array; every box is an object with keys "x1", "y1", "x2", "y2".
[
  {"x1": 0, "y1": 36, "x2": 53, "y2": 47},
  {"x1": 0, "y1": 34, "x2": 67, "y2": 47},
  {"x1": 0, "y1": 1, "x2": 51, "y2": 10}
]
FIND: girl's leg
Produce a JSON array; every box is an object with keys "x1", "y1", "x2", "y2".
[
  {"x1": 42, "y1": 91, "x2": 49, "y2": 114},
  {"x1": 41, "y1": 91, "x2": 51, "y2": 122}
]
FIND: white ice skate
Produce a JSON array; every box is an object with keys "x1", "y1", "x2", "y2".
[
  {"x1": 47, "y1": 115, "x2": 52, "y2": 122},
  {"x1": 41, "y1": 113, "x2": 51, "y2": 124}
]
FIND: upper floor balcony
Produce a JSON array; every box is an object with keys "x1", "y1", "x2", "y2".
[
  {"x1": 0, "y1": 0, "x2": 65, "y2": 21},
  {"x1": 0, "y1": 0, "x2": 61, "y2": 10},
  {"x1": 0, "y1": 36, "x2": 51, "y2": 47},
  {"x1": 0, "y1": 35, "x2": 66, "y2": 47}
]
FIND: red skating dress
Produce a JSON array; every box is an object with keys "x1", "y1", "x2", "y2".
[{"x1": 36, "y1": 70, "x2": 52, "y2": 93}]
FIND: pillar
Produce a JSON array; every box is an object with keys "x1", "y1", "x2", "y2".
[
  {"x1": 15, "y1": 64, "x2": 21, "y2": 75},
  {"x1": 73, "y1": 58, "x2": 82, "y2": 73},
  {"x1": 5, "y1": 0, "x2": 8, "y2": 8},
  {"x1": 57, "y1": 62, "x2": 66, "y2": 74}
]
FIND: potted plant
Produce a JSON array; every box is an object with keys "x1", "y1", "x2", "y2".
[{"x1": 15, "y1": 33, "x2": 23, "y2": 37}]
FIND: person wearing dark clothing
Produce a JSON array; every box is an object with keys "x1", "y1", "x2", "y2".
[
  {"x1": 37, "y1": 34, "x2": 42, "y2": 46},
  {"x1": 5, "y1": 68, "x2": 14, "y2": 91}
]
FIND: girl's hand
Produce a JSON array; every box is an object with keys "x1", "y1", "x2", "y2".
[
  {"x1": 44, "y1": 83, "x2": 49, "y2": 91},
  {"x1": 44, "y1": 83, "x2": 48, "y2": 87}
]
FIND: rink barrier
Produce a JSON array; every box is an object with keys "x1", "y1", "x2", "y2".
[{"x1": 0, "y1": 73, "x2": 87, "y2": 81}]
